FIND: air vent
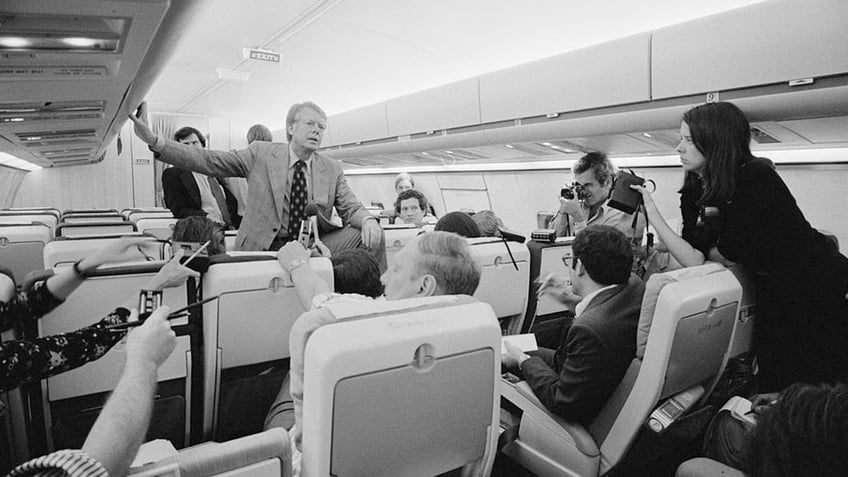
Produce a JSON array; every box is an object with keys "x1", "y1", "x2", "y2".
[
  {"x1": 750, "y1": 127, "x2": 781, "y2": 144},
  {"x1": 0, "y1": 102, "x2": 105, "y2": 123},
  {"x1": 16, "y1": 129, "x2": 98, "y2": 147},
  {"x1": 41, "y1": 147, "x2": 93, "y2": 158}
]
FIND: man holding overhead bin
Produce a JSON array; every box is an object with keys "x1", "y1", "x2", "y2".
[{"x1": 130, "y1": 101, "x2": 386, "y2": 268}]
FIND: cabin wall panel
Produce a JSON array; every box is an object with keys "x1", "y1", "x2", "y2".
[
  {"x1": 386, "y1": 78, "x2": 481, "y2": 137},
  {"x1": 652, "y1": 0, "x2": 848, "y2": 99},
  {"x1": 478, "y1": 34, "x2": 652, "y2": 123}
]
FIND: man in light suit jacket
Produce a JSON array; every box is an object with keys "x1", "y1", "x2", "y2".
[
  {"x1": 130, "y1": 101, "x2": 385, "y2": 267},
  {"x1": 161, "y1": 126, "x2": 241, "y2": 229},
  {"x1": 502, "y1": 225, "x2": 644, "y2": 425}
]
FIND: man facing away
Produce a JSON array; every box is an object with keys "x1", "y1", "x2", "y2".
[
  {"x1": 265, "y1": 232, "x2": 482, "y2": 475},
  {"x1": 550, "y1": 152, "x2": 644, "y2": 246},
  {"x1": 502, "y1": 225, "x2": 644, "y2": 424},
  {"x1": 130, "y1": 101, "x2": 386, "y2": 268},
  {"x1": 161, "y1": 126, "x2": 241, "y2": 229}
]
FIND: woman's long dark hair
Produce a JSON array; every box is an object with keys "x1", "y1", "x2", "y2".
[{"x1": 680, "y1": 102, "x2": 754, "y2": 206}]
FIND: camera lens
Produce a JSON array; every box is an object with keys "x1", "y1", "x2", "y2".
[{"x1": 561, "y1": 187, "x2": 574, "y2": 199}]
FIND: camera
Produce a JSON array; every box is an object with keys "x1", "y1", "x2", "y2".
[
  {"x1": 607, "y1": 170, "x2": 647, "y2": 215},
  {"x1": 560, "y1": 183, "x2": 587, "y2": 201}
]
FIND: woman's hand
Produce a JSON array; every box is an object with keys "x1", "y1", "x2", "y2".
[{"x1": 146, "y1": 250, "x2": 200, "y2": 290}]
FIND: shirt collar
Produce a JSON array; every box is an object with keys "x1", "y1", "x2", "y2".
[
  {"x1": 288, "y1": 143, "x2": 313, "y2": 169},
  {"x1": 575, "y1": 283, "x2": 617, "y2": 317}
]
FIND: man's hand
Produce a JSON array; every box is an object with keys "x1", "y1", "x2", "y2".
[
  {"x1": 558, "y1": 197, "x2": 585, "y2": 219},
  {"x1": 277, "y1": 241, "x2": 310, "y2": 272},
  {"x1": 501, "y1": 341, "x2": 528, "y2": 370},
  {"x1": 749, "y1": 392, "x2": 780, "y2": 416},
  {"x1": 124, "y1": 306, "x2": 176, "y2": 371},
  {"x1": 360, "y1": 218, "x2": 383, "y2": 249},
  {"x1": 127, "y1": 101, "x2": 158, "y2": 146},
  {"x1": 537, "y1": 272, "x2": 581, "y2": 306},
  {"x1": 147, "y1": 249, "x2": 200, "y2": 290},
  {"x1": 77, "y1": 236, "x2": 159, "y2": 274}
]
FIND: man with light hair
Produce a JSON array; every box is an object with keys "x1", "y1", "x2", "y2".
[
  {"x1": 130, "y1": 101, "x2": 386, "y2": 268},
  {"x1": 265, "y1": 231, "x2": 481, "y2": 475}
]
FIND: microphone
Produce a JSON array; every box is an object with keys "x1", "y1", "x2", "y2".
[
  {"x1": 302, "y1": 203, "x2": 325, "y2": 252},
  {"x1": 498, "y1": 227, "x2": 526, "y2": 243}
]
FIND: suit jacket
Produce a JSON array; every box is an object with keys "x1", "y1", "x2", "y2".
[
  {"x1": 161, "y1": 167, "x2": 241, "y2": 228},
  {"x1": 520, "y1": 274, "x2": 644, "y2": 425},
  {"x1": 153, "y1": 140, "x2": 370, "y2": 250}
]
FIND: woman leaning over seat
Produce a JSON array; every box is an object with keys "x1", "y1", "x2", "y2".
[
  {"x1": 632, "y1": 101, "x2": 848, "y2": 392},
  {"x1": 0, "y1": 237, "x2": 197, "y2": 391}
]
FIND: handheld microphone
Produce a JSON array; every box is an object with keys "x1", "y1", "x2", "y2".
[{"x1": 303, "y1": 203, "x2": 327, "y2": 253}]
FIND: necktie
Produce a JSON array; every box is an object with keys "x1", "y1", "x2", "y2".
[
  {"x1": 288, "y1": 160, "x2": 307, "y2": 238},
  {"x1": 207, "y1": 176, "x2": 232, "y2": 226}
]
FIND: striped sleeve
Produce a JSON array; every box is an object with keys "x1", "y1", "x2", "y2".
[{"x1": 8, "y1": 449, "x2": 108, "y2": 477}]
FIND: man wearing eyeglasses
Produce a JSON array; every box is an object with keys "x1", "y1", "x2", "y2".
[
  {"x1": 130, "y1": 101, "x2": 386, "y2": 269},
  {"x1": 502, "y1": 225, "x2": 644, "y2": 424},
  {"x1": 549, "y1": 152, "x2": 644, "y2": 245}
]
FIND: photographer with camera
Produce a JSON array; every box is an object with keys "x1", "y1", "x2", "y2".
[{"x1": 550, "y1": 152, "x2": 644, "y2": 244}]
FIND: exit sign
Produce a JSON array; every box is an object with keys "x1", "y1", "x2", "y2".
[{"x1": 243, "y1": 48, "x2": 281, "y2": 63}]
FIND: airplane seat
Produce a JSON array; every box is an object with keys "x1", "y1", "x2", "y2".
[
  {"x1": 536, "y1": 211, "x2": 555, "y2": 229},
  {"x1": 43, "y1": 234, "x2": 164, "y2": 268},
  {"x1": 129, "y1": 428, "x2": 292, "y2": 477},
  {"x1": 383, "y1": 223, "x2": 421, "y2": 263},
  {"x1": 0, "y1": 213, "x2": 59, "y2": 232},
  {"x1": 56, "y1": 221, "x2": 136, "y2": 238},
  {"x1": 300, "y1": 295, "x2": 501, "y2": 477},
  {"x1": 128, "y1": 210, "x2": 176, "y2": 223},
  {"x1": 136, "y1": 217, "x2": 178, "y2": 241},
  {"x1": 500, "y1": 267, "x2": 742, "y2": 476},
  {"x1": 38, "y1": 262, "x2": 192, "y2": 450},
  {"x1": 467, "y1": 237, "x2": 530, "y2": 332},
  {"x1": 200, "y1": 254, "x2": 333, "y2": 442},
  {"x1": 223, "y1": 230, "x2": 238, "y2": 251},
  {"x1": 0, "y1": 222, "x2": 52, "y2": 283},
  {"x1": 521, "y1": 238, "x2": 574, "y2": 341}
]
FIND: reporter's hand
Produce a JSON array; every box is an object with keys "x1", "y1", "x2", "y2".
[
  {"x1": 127, "y1": 101, "x2": 158, "y2": 146},
  {"x1": 630, "y1": 184, "x2": 659, "y2": 217},
  {"x1": 557, "y1": 197, "x2": 584, "y2": 219},
  {"x1": 77, "y1": 236, "x2": 158, "y2": 273},
  {"x1": 277, "y1": 241, "x2": 310, "y2": 272},
  {"x1": 360, "y1": 219, "x2": 383, "y2": 249},
  {"x1": 750, "y1": 392, "x2": 780, "y2": 415},
  {"x1": 501, "y1": 341, "x2": 527, "y2": 370},
  {"x1": 537, "y1": 272, "x2": 581, "y2": 306},
  {"x1": 147, "y1": 249, "x2": 200, "y2": 290},
  {"x1": 124, "y1": 306, "x2": 176, "y2": 370}
]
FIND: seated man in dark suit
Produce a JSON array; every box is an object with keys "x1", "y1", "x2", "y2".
[
  {"x1": 161, "y1": 127, "x2": 241, "y2": 229},
  {"x1": 502, "y1": 225, "x2": 644, "y2": 425}
]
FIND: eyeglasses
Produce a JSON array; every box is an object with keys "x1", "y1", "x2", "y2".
[{"x1": 561, "y1": 253, "x2": 577, "y2": 269}]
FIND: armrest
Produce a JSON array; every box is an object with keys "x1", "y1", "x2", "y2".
[
  {"x1": 500, "y1": 378, "x2": 599, "y2": 458},
  {"x1": 676, "y1": 457, "x2": 746, "y2": 477}
]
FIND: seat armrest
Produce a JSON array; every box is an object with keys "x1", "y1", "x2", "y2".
[
  {"x1": 676, "y1": 457, "x2": 746, "y2": 477},
  {"x1": 500, "y1": 378, "x2": 599, "y2": 457}
]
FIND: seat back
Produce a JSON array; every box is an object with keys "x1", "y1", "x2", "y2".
[
  {"x1": 223, "y1": 230, "x2": 238, "y2": 251},
  {"x1": 0, "y1": 213, "x2": 58, "y2": 231},
  {"x1": 56, "y1": 221, "x2": 136, "y2": 237},
  {"x1": 0, "y1": 223, "x2": 51, "y2": 282},
  {"x1": 136, "y1": 218, "x2": 178, "y2": 241},
  {"x1": 200, "y1": 254, "x2": 333, "y2": 439},
  {"x1": 61, "y1": 215, "x2": 126, "y2": 224},
  {"x1": 128, "y1": 210, "x2": 175, "y2": 223},
  {"x1": 39, "y1": 263, "x2": 191, "y2": 449},
  {"x1": 301, "y1": 296, "x2": 500, "y2": 477},
  {"x1": 383, "y1": 223, "x2": 421, "y2": 263},
  {"x1": 726, "y1": 265, "x2": 757, "y2": 358},
  {"x1": 468, "y1": 237, "x2": 530, "y2": 325},
  {"x1": 590, "y1": 269, "x2": 741, "y2": 474},
  {"x1": 43, "y1": 234, "x2": 165, "y2": 268},
  {"x1": 129, "y1": 428, "x2": 291, "y2": 477}
]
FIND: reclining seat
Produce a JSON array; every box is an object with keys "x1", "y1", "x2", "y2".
[
  {"x1": 500, "y1": 265, "x2": 742, "y2": 476},
  {"x1": 300, "y1": 295, "x2": 501, "y2": 477}
]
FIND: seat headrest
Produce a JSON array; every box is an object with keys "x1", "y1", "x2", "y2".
[{"x1": 636, "y1": 262, "x2": 725, "y2": 358}]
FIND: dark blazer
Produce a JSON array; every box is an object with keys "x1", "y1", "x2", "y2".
[
  {"x1": 162, "y1": 167, "x2": 241, "y2": 228},
  {"x1": 520, "y1": 274, "x2": 644, "y2": 425},
  {"x1": 153, "y1": 140, "x2": 370, "y2": 251}
]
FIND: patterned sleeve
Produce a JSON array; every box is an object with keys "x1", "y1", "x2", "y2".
[
  {"x1": 8, "y1": 449, "x2": 108, "y2": 477},
  {"x1": 0, "y1": 308, "x2": 131, "y2": 392},
  {"x1": 0, "y1": 280, "x2": 65, "y2": 331}
]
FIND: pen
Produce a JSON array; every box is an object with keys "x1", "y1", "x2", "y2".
[{"x1": 182, "y1": 240, "x2": 211, "y2": 266}]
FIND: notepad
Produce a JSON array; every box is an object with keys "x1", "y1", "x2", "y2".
[{"x1": 501, "y1": 333, "x2": 538, "y2": 354}]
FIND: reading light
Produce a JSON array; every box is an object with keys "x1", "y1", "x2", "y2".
[
  {"x1": 642, "y1": 133, "x2": 653, "y2": 138},
  {"x1": 0, "y1": 37, "x2": 31, "y2": 48},
  {"x1": 541, "y1": 142, "x2": 553, "y2": 146},
  {"x1": 504, "y1": 144, "x2": 514, "y2": 149},
  {"x1": 63, "y1": 37, "x2": 99, "y2": 47}
]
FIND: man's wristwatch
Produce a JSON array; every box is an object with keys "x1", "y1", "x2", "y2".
[{"x1": 287, "y1": 258, "x2": 309, "y2": 273}]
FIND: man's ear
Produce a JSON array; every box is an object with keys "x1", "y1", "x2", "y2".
[
  {"x1": 417, "y1": 274, "x2": 439, "y2": 297},
  {"x1": 575, "y1": 259, "x2": 587, "y2": 277}
]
